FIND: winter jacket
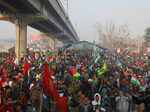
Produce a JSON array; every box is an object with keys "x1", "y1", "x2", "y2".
[
  {"x1": 115, "y1": 96, "x2": 130, "y2": 112},
  {"x1": 101, "y1": 96, "x2": 112, "y2": 112},
  {"x1": 92, "y1": 93, "x2": 102, "y2": 112},
  {"x1": 79, "y1": 101, "x2": 92, "y2": 112}
]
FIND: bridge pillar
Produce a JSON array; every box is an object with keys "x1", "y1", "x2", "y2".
[
  {"x1": 49, "y1": 38, "x2": 55, "y2": 50},
  {"x1": 15, "y1": 19, "x2": 27, "y2": 59}
]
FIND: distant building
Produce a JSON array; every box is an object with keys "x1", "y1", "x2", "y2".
[
  {"x1": 28, "y1": 33, "x2": 55, "y2": 51},
  {"x1": 99, "y1": 37, "x2": 144, "y2": 53},
  {"x1": 0, "y1": 39, "x2": 14, "y2": 53}
]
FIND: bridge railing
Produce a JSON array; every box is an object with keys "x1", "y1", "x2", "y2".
[
  {"x1": 56, "y1": 0, "x2": 79, "y2": 41},
  {"x1": 48, "y1": 0, "x2": 79, "y2": 41},
  {"x1": 56, "y1": 0, "x2": 68, "y2": 17}
]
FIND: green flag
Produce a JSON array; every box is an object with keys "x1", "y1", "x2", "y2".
[
  {"x1": 73, "y1": 72, "x2": 81, "y2": 81},
  {"x1": 97, "y1": 62, "x2": 107, "y2": 76},
  {"x1": 93, "y1": 48, "x2": 100, "y2": 64}
]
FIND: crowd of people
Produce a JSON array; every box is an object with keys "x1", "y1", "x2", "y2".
[{"x1": 0, "y1": 46, "x2": 150, "y2": 112}]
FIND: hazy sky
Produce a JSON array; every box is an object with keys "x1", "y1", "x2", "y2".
[
  {"x1": 68, "y1": 0, "x2": 150, "y2": 41},
  {"x1": 0, "y1": 0, "x2": 150, "y2": 42}
]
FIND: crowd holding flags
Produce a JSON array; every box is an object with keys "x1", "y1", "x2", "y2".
[{"x1": 0, "y1": 41, "x2": 150, "y2": 112}]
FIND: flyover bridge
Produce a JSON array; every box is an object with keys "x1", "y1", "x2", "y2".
[{"x1": 0, "y1": 0, "x2": 79, "y2": 58}]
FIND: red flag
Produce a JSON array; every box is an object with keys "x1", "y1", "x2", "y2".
[
  {"x1": 123, "y1": 70, "x2": 128, "y2": 76},
  {"x1": 136, "y1": 60, "x2": 142, "y2": 67},
  {"x1": 70, "y1": 66, "x2": 77, "y2": 75},
  {"x1": 14, "y1": 53, "x2": 17, "y2": 60},
  {"x1": 42, "y1": 64, "x2": 59, "y2": 102},
  {"x1": 57, "y1": 96, "x2": 67, "y2": 112},
  {"x1": 6, "y1": 56, "x2": 12, "y2": 64},
  {"x1": 7, "y1": 105, "x2": 14, "y2": 112},
  {"x1": 42, "y1": 64, "x2": 49, "y2": 94},
  {"x1": 0, "y1": 104, "x2": 5, "y2": 111},
  {"x1": 14, "y1": 73, "x2": 22, "y2": 79},
  {"x1": 23, "y1": 58, "x2": 30, "y2": 74},
  {"x1": 30, "y1": 52, "x2": 35, "y2": 62},
  {"x1": 52, "y1": 85, "x2": 59, "y2": 102},
  {"x1": 120, "y1": 46, "x2": 123, "y2": 52},
  {"x1": 0, "y1": 66, "x2": 2, "y2": 73}
]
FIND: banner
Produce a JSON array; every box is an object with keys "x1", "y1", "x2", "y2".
[{"x1": 29, "y1": 34, "x2": 41, "y2": 40}]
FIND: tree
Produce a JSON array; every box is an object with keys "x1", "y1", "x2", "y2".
[
  {"x1": 144, "y1": 27, "x2": 150, "y2": 42},
  {"x1": 95, "y1": 22, "x2": 130, "y2": 49}
]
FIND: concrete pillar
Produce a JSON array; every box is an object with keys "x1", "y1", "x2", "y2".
[
  {"x1": 15, "y1": 19, "x2": 27, "y2": 59},
  {"x1": 49, "y1": 38, "x2": 55, "y2": 50}
]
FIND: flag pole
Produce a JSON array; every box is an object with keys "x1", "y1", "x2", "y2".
[{"x1": 40, "y1": 88, "x2": 43, "y2": 112}]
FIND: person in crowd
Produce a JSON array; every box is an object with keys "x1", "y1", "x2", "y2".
[
  {"x1": 101, "y1": 88, "x2": 112, "y2": 112},
  {"x1": 92, "y1": 93, "x2": 106, "y2": 112},
  {"x1": 79, "y1": 96, "x2": 92, "y2": 112},
  {"x1": 115, "y1": 91, "x2": 131, "y2": 112},
  {"x1": 0, "y1": 47, "x2": 149, "y2": 112}
]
